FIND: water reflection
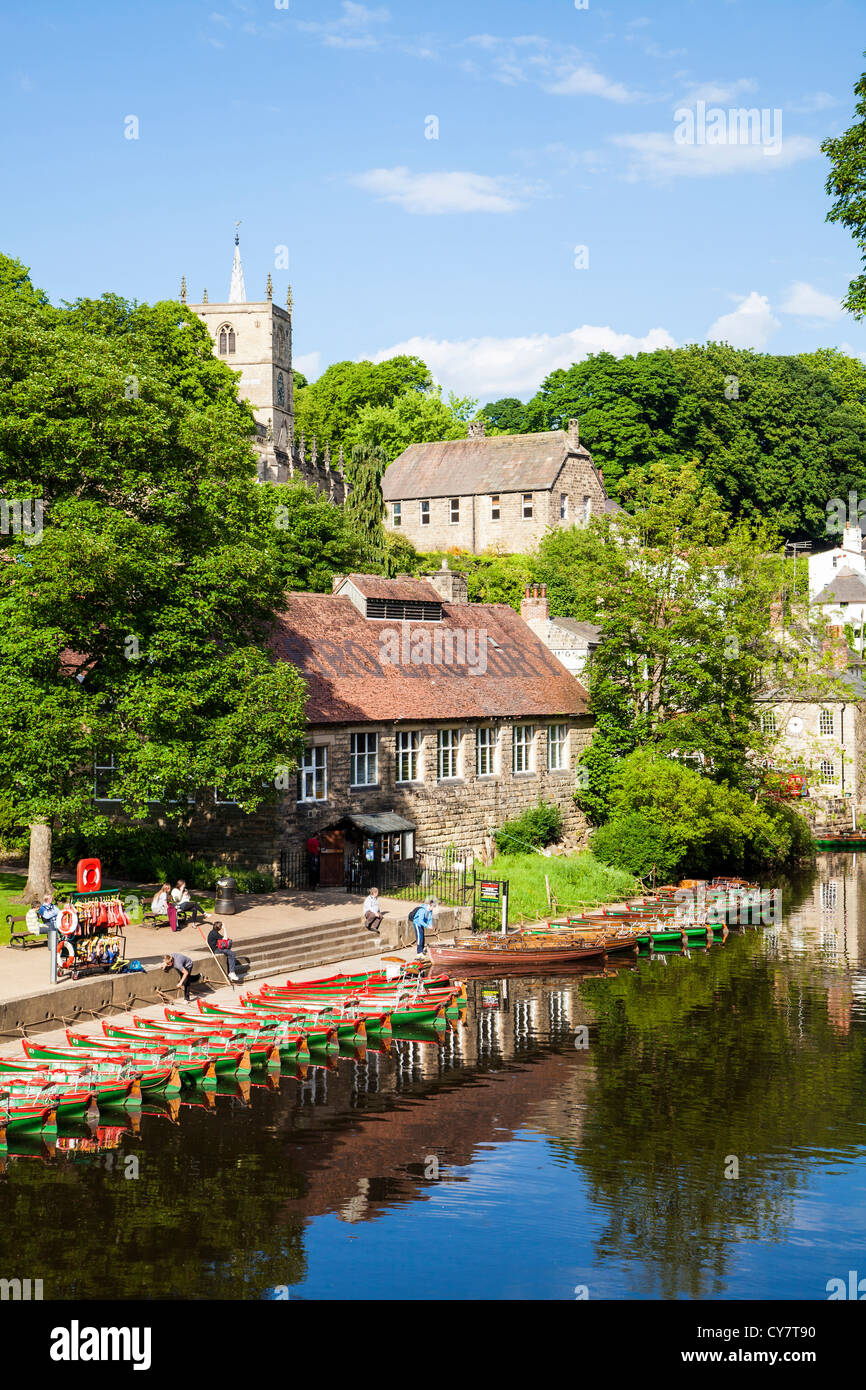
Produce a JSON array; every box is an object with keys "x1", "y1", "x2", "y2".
[{"x1": 3, "y1": 853, "x2": 866, "y2": 1300}]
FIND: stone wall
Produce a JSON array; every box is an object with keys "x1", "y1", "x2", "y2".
[{"x1": 186, "y1": 716, "x2": 593, "y2": 871}]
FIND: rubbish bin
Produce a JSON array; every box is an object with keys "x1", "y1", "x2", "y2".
[{"x1": 215, "y1": 875, "x2": 237, "y2": 915}]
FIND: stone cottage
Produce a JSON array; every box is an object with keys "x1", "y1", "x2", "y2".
[
  {"x1": 182, "y1": 571, "x2": 594, "y2": 880},
  {"x1": 381, "y1": 419, "x2": 620, "y2": 555}
]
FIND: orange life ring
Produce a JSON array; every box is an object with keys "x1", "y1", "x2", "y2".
[
  {"x1": 58, "y1": 908, "x2": 78, "y2": 937},
  {"x1": 57, "y1": 939, "x2": 75, "y2": 970}
]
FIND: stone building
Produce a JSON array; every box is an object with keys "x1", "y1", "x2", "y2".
[
  {"x1": 381, "y1": 419, "x2": 620, "y2": 555},
  {"x1": 758, "y1": 629, "x2": 866, "y2": 826},
  {"x1": 182, "y1": 571, "x2": 593, "y2": 877},
  {"x1": 519, "y1": 584, "x2": 601, "y2": 679},
  {"x1": 182, "y1": 235, "x2": 348, "y2": 501}
]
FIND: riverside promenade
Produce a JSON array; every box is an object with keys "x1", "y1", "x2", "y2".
[{"x1": 0, "y1": 880, "x2": 470, "y2": 1036}]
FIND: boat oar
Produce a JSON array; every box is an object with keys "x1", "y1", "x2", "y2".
[{"x1": 193, "y1": 919, "x2": 236, "y2": 992}]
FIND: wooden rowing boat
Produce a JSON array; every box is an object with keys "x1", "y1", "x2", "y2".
[{"x1": 429, "y1": 933, "x2": 607, "y2": 969}]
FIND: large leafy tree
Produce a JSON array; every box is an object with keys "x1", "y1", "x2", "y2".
[
  {"x1": 346, "y1": 385, "x2": 477, "y2": 468},
  {"x1": 294, "y1": 355, "x2": 431, "y2": 456},
  {"x1": 535, "y1": 461, "x2": 786, "y2": 789},
  {"x1": 480, "y1": 397, "x2": 528, "y2": 434},
  {"x1": 0, "y1": 258, "x2": 307, "y2": 899},
  {"x1": 523, "y1": 345, "x2": 866, "y2": 537},
  {"x1": 822, "y1": 60, "x2": 866, "y2": 318}
]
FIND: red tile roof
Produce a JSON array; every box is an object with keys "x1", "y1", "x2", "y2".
[
  {"x1": 339, "y1": 574, "x2": 441, "y2": 602},
  {"x1": 272, "y1": 589, "x2": 588, "y2": 724}
]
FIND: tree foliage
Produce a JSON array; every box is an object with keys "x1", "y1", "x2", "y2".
[
  {"x1": 523, "y1": 345, "x2": 866, "y2": 538},
  {"x1": 294, "y1": 355, "x2": 431, "y2": 456},
  {"x1": 822, "y1": 60, "x2": 866, "y2": 319},
  {"x1": 0, "y1": 255, "x2": 308, "y2": 894}
]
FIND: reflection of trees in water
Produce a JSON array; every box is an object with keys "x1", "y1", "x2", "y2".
[
  {"x1": 548, "y1": 935, "x2": 866, "y2": 1298},
  {"x1": 0, "y1": 1099, "x2": 308, "y2": 1299}
]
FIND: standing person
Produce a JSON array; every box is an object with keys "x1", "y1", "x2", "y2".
[
  {"x1": 162, "y1": 952, "x2": 201, "y2": 1001},
  {"x1": 410, "y1": 898, "x2": 434, "y2": 957},
  {"x1": 306, "y1": 833, "x2": 321, "y2": 890},
  {"x1": 171, "y1": 879, "x2": 200, "y2": 923},
  {"x1": 363, "y1": 887, "x2": 385, "y2": 934},
  {"x1": 206, "y1": 923, "x2": 239, "y2": 982},
  {"x1": 36, "y1": 893, "x2": 60, "y2": 930}
]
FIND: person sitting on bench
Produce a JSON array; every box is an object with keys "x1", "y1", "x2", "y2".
[
  {"x1": 171, "y1": 880, "x2": 200, "y2": 922},
  {"x1": 363, "y1": 887, "x2": 385, "y2": 934},
  {"x1": 152, "y1": 883, "x2": 178, "y2": 931}
]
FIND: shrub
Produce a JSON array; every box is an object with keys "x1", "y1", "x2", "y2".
[
  {"x1": 591, "y1": 811, "x2": 687, "y2": 883},
  {"x1": 495, "y1": 800, "x2": 563, "y2": 854}
]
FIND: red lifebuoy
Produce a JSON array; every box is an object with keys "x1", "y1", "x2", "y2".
[
  {"x1": 58, "y1": 907, "x2": 78, "y2": 937},
  {"x1": 57, "y1": 939, "x2": 75, "y2": 970}
]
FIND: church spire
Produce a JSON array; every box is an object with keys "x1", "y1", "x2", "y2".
[{"x1": 229, "y1": 226, "x2": 246, "y2": 303}]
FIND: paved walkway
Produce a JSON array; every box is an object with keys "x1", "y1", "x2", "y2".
[
  {"x1": 0, "y1": 886, "x2": 409, "y2": 1005},
  {"x1": 0, "y1": 941, "x2": 419, "y2": 1060}
]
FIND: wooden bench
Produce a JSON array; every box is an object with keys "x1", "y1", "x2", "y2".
[
  {"x1": 142, "y1": 909, "x2": 194, "y2": 931},
  {"x1": 6, "y1": 913, "x2": 48, "y2": 949}
]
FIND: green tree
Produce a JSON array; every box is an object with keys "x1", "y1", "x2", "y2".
[
  {"x1": 0, "y1": 261, "x2": 307, "y2": 899},
  {"x1": 347, "y1": 386, "x2": 477, "y2": 468},
  {"x1": 480, "y1": 397, "x2": 528, "y2": 434},
  {"x1": 294, "y1": 355, "x2": 431, "y2": 455},
  {"x1": 264, "y1": 480, "x2": 363, "y2": 592},
  {"x1": 344, "y1": 442, "x2": 387, "y2": 570},
  {"x1": 822, "y1": 60, "x2": 866, "y2": 318}
]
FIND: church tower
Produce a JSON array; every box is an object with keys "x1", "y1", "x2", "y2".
[{"x1": 186, "y1": 232, "x2": 294, "y2": 482}]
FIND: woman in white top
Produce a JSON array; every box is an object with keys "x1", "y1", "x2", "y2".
[{"x1": 171, "y1": 879, "x2": 199, "y2": 921}]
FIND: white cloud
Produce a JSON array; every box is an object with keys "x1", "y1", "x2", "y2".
[
  {"x1": 612, "y1": 130, "x2": 818, "y2": 180},
  {"x1": 790, "y1": 91, "x2": 837, "y2": 114},
  {"x1": 707, "y1": 292, "x2": 780, "y2": 349},
  {"x1": 780, "y1": 281, "x2": 844, "y2": 320},
  {"x1": 298, "y1": 2, "x2": 390, "y2": 50},
  {"x1": 294, "y1": 351, "x2": 321, "y2": 381},
  {"x1": 677, "y1": 78, "x2": 758, "y2": 105},
  {"x1": 350, "y1": 167, "x2": 530, "y2": 214},
  {"x1": 545, "y1": 64, "x2": 637, "y2": 102},
  {"x1": 463, "y1": 33, "x2": 642, "y2": 101},
  {"x1": 370, "y1": 324, "x2": 677, "y2": 398}
]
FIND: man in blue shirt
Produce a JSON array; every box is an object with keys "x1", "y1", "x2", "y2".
[
  {"x1": 411, "y1": 898, "x2": 434, "y2": 956},
  {"x1": 36, "y1": 893, "x2": 60, "y2": 930}
]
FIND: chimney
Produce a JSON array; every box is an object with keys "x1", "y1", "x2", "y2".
[
  {"x1": 521, "y1": 582, "x2": 549, "y2": 624},
  {"x1": 823, "y1": 626, "x2": 848, "y2": 672},
  {"x1": 425, "y1": 559, "x2": 469, "y2": 605},
  {"x1": 467, "y1": 420, "x2": 486, "y2": 441},
  {"x1": 567, "y1": 418, "x2": 580, "y2": 450}
]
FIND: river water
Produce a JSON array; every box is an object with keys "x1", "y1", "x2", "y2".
[{"x1": 3, "y1": 854, "x2": 866, "y2": 1302}]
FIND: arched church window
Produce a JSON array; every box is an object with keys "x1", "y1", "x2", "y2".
[
  {"x1": 218, "y1": 325, "x2": 236, "y2": 355},
  {"x1": 276, "y1": 372, "x2": 285, "y2": 406}
]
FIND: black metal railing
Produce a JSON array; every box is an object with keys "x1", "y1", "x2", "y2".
[{"x1": 278, "y1": 847, "x2": 310, "y2": 890}]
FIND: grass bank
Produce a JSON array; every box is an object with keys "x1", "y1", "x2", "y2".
[{"x1": 481, "y1": 851, "x2": 638, "y2": 925}]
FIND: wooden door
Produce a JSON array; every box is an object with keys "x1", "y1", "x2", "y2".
[{"x1": 319, "y1": 828, "x2": 345, "y2": 887}]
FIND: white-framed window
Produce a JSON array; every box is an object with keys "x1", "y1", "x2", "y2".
[
  {"x1": 476, "y1": 726, "x2": 496, "y2": 776},
  {"x1": 350, "y1": 732, "x2": 378, "y2": 787},
  {"x1": 522, "y1": 493, "x2": 533, "y2": 520},
  {"x1": 819, "y1": 709, "x2": 834, "y2": 736},
  {"x1": 819, "y1": 758, "x2": 835, "y2": 786},
  {"x1": 513, "y1": 725, "x2": 534, "y2": 773},
  {"x1": 396, "y1": 730, "x2": 420, "y2": 783},
  {"x1": 760, "y1": 711, "x2": 777, "y2": 735},
  {"x1": 217, "y1": 325, "x2": 236, "y2": 355},
  {"x1": 490, "y1": 494, "x2": 500, "y2": 522},
  {"x1": 392, "y1": 502, "x2": 402, "y2": 527},
  {"x1": 299, "y1": 746, "x2": 328, "y2": 802},
  {"x1": 420, "y1": 500, "x2": 430, "y2": 525},
  {"x1": 560, "y1": 493, "x2": 568, "y2": 521},
  {"x1": 438, "y1": 728, "x2": 460, "y2": 780},
  {"x1": 832, "y1": 555, "x2": 838, "y2": 569},
  {"x1": 214, "y1": 787, "x2": 239, "y2": 805},
  {"x1": 548, "y1": 724, "x2": 568, "y2": 770},
  {"x1": 94, "y1": 753, "x2": 120, "y2": 802},
  {"x1": 403, "y1": 830, "x2": 415, "y2": 860},
  {"x1": 450, "y1": 498, "x2": 460, "y2": 524}
]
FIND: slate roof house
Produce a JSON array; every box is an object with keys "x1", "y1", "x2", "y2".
[
  {"x1": 186, "y1": 571, "x2": 594, "y2": 882},
  {"x1": 381, "y1": 419, "x2": 620, "y2": 555}
]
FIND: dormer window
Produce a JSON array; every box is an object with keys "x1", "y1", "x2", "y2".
[{"x1": 218, "y1": 325, "x2": 236, "y2": 355}]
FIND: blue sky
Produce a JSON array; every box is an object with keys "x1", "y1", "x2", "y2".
[{"x1": 2, "y1": 0, "x2": 865, "y2": 401}]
